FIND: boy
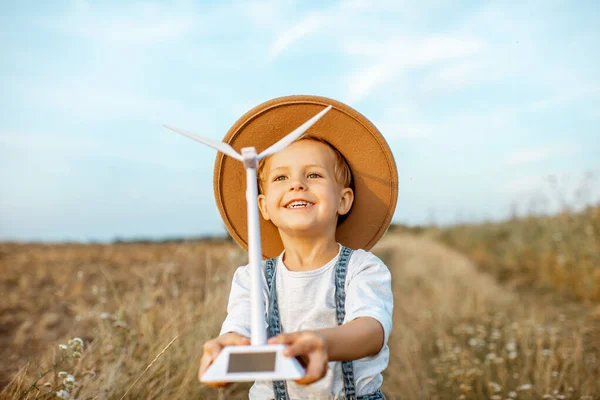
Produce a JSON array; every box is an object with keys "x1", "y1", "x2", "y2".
[{"x1": 200, "y1": 95, "x2": 398, "y2": 399}]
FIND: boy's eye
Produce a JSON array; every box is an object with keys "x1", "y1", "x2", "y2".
[
  {"x1": 307, "y1": 173, "x2": 321, "y2": 179},
  {"x1": 273, "y1": 175, "x2": 287, "y2": 182}
]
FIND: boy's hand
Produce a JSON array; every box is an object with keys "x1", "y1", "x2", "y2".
[
  {"x1": 268, "y1": 331, "x2": 328, "y2": 385},
  {"x1": 199, "y1": 332, "x2": 250, "y2": 387}
]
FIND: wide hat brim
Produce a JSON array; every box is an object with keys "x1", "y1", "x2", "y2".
[{"x1": 214, "y1": 95, "x2": 398, "y2": 259}]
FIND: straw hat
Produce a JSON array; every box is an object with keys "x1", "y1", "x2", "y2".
[{"x1": 214, "y1": 95, "x2": 398, "y2": 259}]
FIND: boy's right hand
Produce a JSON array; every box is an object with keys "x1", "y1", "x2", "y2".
[{"x1": 198, "y1": 332, "x2": 251, "y2": 387}]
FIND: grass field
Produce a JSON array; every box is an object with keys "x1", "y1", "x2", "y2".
[{"x1": 1, "y1": 207, "x2": 599, "y2": 399}]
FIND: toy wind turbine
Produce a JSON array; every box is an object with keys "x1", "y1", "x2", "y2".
[{"x1": 164, "y1": 105, "x2": 332, "y2": 382}]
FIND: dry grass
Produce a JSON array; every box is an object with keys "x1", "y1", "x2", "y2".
[
  {"x1": 375, "y1": 234, "x2": 599, "y2": 399},
  {"x1": 0, "y1": 239, "x2": 251, "y2": 399},
  {"x1": 426, "y1": 205, "x2": 600, "y2": 303},
  {"x1": 1, "y1": 227, "x2": 598, "y2": 399}
]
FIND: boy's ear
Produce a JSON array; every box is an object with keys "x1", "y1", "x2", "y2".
[
  {"x1": 337, "y1": 187, "x2": 354, "y2": 216},
  {"x1": 257, "y1": 194, "x2": 271, "y2": 221}
]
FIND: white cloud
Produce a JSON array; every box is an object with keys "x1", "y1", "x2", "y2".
[
  {"x1": 44, "y1": 1, "x2": 197, "y2": 43},
  {"x1": 497, "y1": 171, "x2": 600, "y2": 213},
  {"x1": 268, "y1": 12, "x2": 327, "y2": 60},
  {"x1": 0, "y1": 132, "x2": 96, "y2": 152},
  {"x1": 376, "y1": 104, "x2": 520, "y2": 145},
  {"x1": 344, "y1": 35, "x2": 485, "y2": 102},
  {"x1": 529, "y1": 86, "x2": 600, "y2": 111},
  {"x1": 497, "y1": 174, "x2": 546, "y2": 194},
  {"x1": 244, "y1": 0, "x2": 288, "y2": 28},
  {"x1": 377, "y1": 122, "x2": 435, "y2": 139},
  {"x1": 504, "y1": 143, "x2": 578, "y2": 166},
  {"x1": 375, "y1": 103, "x2": 436, "y2": 139},
  {"x1": 20, "y1": 78, "x2": 210, "y2": 130}
]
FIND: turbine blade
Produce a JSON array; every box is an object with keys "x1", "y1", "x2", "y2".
[
  {"x1": 164, "y1": 125, "x2": 242, "y2": 161},
  {"x1": 257, "y1": 105, "x2": 332, "y2": 160}
]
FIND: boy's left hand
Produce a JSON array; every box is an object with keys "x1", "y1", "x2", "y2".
[{"x1": 268, "y1": 331, "x2": 329, "y2": 385}]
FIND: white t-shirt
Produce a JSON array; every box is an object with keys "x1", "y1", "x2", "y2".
[{"x1": 220, "y1": 245, "x2": 393, "y2": 399}]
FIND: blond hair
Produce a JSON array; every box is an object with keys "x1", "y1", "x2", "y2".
[{"x1": 257, "y1": 135, "x2": 353, "y2": 195}]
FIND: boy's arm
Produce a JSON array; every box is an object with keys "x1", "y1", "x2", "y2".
[
  {"x1": 318, "y1": 316, "x2": 384, "y2": 360},
  {"x1": 344, "y1": 252, "x2": 393, "y2": 349},
  {"x1": 219, "y1": 265, "x2": 254, "y2": 338}
]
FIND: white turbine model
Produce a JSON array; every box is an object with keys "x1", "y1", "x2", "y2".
[{"x1": 164, "y1": 105, "x2": 332, "y2": 382}]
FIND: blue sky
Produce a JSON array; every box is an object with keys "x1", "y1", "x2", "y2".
[{"x1": 1, "y1": 0, "x2": 599, "y2": 242}]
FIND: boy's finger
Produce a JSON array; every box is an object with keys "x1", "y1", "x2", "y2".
[
  {"x1": 199, "y1": 335, "x2": 250, "y2": 382},
  {"x1": 198, "y1": 353, "x2": 230, "y2": 387},
  {"x1": 283, "y1": 342, "x2": 314, "y2": 357},
  {"x1": 295, "y1": 354, "x2": 328, "y2": 385},
  {"x1": 198, "y1": 352, "x2": 217, "y2": 380},
  {"x1": 285, "y1": 337, "x2": 325, "y2": 358},
  {"x1": 221, "y1": 333, "x2": 251, "y2": 346},
  {"x1": 268, "y1": 332, "x2": 298, "y2": 346},
  {"x1": 198, "y1": 341, "x2": 224, "y2": 380}
]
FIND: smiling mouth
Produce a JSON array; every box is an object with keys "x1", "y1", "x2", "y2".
[{"x1": 285, "y1": 200, "x2": 315, "y2": 209}]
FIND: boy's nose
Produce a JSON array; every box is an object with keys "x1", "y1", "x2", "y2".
[{"x1": 289, "y1": 179, "x2": 306, "y2": 191}]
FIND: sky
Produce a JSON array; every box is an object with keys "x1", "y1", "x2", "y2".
[{"x1": 1, "y1": 0, "x2": 599, "y2": 242}]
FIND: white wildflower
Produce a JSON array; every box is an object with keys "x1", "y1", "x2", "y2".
[
  {"x1": 517, "y1": 383, "x2": 533, "y2": 391},
  {"x1": 490, "y1": 329, "x2": 501, "y2": 340},
  {"x1": 505, "y1": 341, "x2": 517, "y2": 352},
  {"x1": 59, "y1": 344, "x2": 68, "y2": 351},
  {"x1": 55, "y1": 389, "x2": 70, "y2": 399},
  {"x1": 58, "y1": 371, "x2": 68, "y2": 378},
  {"x1": 99, "y1": 312, "x2": 112, "y2": 320},
  {"x1": 508, "y1": 391, "x2": 517, "y2": 398},
  {"x1": 508, "y1": 351, "x2": 518, "y2": 360},
  {"x1": 542, "y1": 349, "x2": 552, "y2": 357},
  {"x1": 488, "y1": 382, "x2": 502, "y2": 393}
]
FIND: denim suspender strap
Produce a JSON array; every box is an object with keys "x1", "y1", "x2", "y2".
[
  {"x1": 336, "y1": 248, "x2": 386, "y2": 400},
  {"x1": 264, "y1": 258, "x2": 290, "y2": 400},
  {"x1": 334, "y1": 246, "x2": 357, "y2": 400}
]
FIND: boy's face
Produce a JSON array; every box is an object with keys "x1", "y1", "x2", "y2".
[{"x1": 257, "y1": 140, "x2": 354, "y2": 236}]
